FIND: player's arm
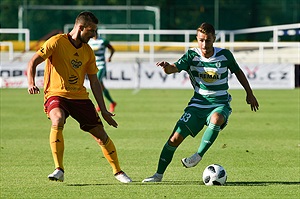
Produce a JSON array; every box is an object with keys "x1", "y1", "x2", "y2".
[
  {"x1": 156, "y1": 61, "x2": 179, "y2": 74},
  {"x1": 106, "y1": 43, "x2": 115, "y2": 62},
  {"x1": 27, "y1": 53, "x2": 44, "y2": 94},
  {"x1": 88, "y1": 74, "x2": 118, "y2": 128},
  {"x1": 234, "y1": 69, "x2": 259, "y2": 112}
]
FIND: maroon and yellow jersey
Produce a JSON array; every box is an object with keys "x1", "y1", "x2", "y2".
[{"x1": 37, "y1": 34, "x2": 98, "y2": 101}]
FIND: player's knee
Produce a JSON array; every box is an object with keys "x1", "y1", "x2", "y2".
[
  {"x1": 49, "y1": 108, "x2": 66, "y2": 126},
  {"x1": 168, "y1": 132, "x2": 184, "y2": 147},
  {"x1": 50, "y1": 117, "x2": 65, "y2": 126},
  {"x1": 89, "y1": 125, "x2": 108, "y2": 144},
  {"x1": 210, "y1": 112, "x2": 225, "y2": 125}
]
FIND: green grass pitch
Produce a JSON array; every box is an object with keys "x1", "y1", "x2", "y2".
[{"x1": 0, "y1": 88, "x2": 299, "y2": 198}]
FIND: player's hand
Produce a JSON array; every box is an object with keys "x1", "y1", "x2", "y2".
[
  {"x1": 101, "y1": 111, "x2": 118, "y2": 128},
  {"x1": 28, "y1": 85, "x2": 40, "y2": 94},
  {"x1": 156, "y1": 61, "x2": 178, "y2": 74},
  {"x1": 246, "y1": 94, "x2": 259, "y2": 112},
  {"x1": 156, "y1": 61, "x2": 170, "y2": 68}
]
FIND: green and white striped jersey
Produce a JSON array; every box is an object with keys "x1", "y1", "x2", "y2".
[
  {"x1": 175, "y1": 47, "x2": 241, "y2": 109},
  {"x1": 88, "y1": 37, "x2": 110, "y2": 69}
]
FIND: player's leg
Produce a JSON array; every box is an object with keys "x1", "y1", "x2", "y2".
[
  {"x1": 197, "y1": 106, "x2": 231, "y2": 157},
  {"x1": 96, "y1": 68, "x2": 117, "y2": 112},
  {"x1": 102, "y1": 83, "x2": 113, "y2": 103},
  {"x1": 142, "y1": 131, "x2": 184, "y2": 183},
  {"x1": 45, "y1": 97, "x2": 68, "y2": 182},
  {"x1": 89, "y1": 126, "x2": 131, "y2": 183},
  {"x1": 48, "y1": 108, "x2": 66, "y2": 171},
  {"x1": 95, "y1": 69, "x2": 105, "y2": 112},
  {"x1": 89, "y1": 126, "x2": 120, "y2": 174},
  {"x1": 159, "y1": 132, "x2": 184, "y2": 172},
  {"x1": 70, "y1": 99, "x2": 131, "y2": 183},
  {"x1": 183, "y1": 106, "x2": 231, "y2": 168},
  {"x1": 178, "y1": 107, "x2": 206, "y2": 168},
  {"x1": 101, "y1": 82, "x2": 117, "y2": 113},
  {"x1": 143, "y1": 107, "x2": 202, "y2": 182},
  {"x1": 195, "y1": 113, "x2": 223, "y2": 157}
]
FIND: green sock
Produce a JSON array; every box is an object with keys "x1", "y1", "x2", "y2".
[
  {"x1": 157, "y1": 142, "x2": 177, "y2": 174},
  {"x1": 103, "y1": 88, "x2": 114, "y2": 103},
  {"x1": 197, "y1": 123, "x2": 221, "y2": 157}
]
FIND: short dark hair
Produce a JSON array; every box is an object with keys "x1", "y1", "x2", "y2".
[
  {"x1": 197, "y1": 22, "x2": 215, "y2": 36},
  {"x1": 75, "y1": 11, "x2": 98, "y2": 27}
]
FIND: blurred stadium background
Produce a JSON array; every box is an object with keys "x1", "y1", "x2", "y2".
[{"x1": 0, "y1": 0, "x2": 299, "y2": 89}]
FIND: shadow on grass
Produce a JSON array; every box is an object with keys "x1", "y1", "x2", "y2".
[
  {"x1": 226, "y1": 181, "x2": 300, "y2": 186},
  {"x1": 66, "y1": 181, "x2": 200, "y2": 186},
  {"x1": 66, "y1": 181, "x2": 300, "y2": 186}
]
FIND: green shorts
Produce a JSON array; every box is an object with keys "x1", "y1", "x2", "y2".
[{"x1": 173, "y1": 105, "x2": 232, "y2": 138}]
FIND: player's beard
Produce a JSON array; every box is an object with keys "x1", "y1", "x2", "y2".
[{"x1": 78, "y1": 33, "x2": 90, "y2": 44}]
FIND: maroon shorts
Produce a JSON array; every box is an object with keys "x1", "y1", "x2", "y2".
[{"x1": 44, "y1": 96, "x2": 103, "y2": 132}]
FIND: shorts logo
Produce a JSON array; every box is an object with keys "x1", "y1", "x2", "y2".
[
  {"x1": 71, "y1": 59, "x2": 82, "y2": 69},
  {"x1": 199, "y1": 71, "x2": 220, "y2": 83},
  {"x1": 49, "y1": 99, "x2": 59, "y2": 106}
]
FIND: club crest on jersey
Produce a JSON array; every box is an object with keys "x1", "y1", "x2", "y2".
[
  {"x1": 71, "y1": 59, "x2": 82, "y2": 69},
  {"x1": 199, "y1": 71, "x2": 221, "y2": 83},
  {"x1": 215, "y1": 61, "x2": 221, "y2": 68}
]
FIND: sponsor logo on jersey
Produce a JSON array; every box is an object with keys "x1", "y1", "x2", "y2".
[
  {"x1": 199, "y1": 71, "x2": 221, "y2": 83},
  {"x1": 69, "y1": 75, "x2": 78, "y2": 84}
]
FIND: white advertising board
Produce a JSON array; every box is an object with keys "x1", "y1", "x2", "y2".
[
  {"x1": 228, "y1": 63, "x2": 295, "y2": 89},
  {"x1": 0, "y1": 61, "x2": 295, "y2": 89}
]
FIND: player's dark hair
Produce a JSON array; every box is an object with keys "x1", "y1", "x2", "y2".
[
  {"x1": 75, "y1": 11, "x2": 98, "y2": 27},
  {"x1": 197, "y1": 22, "x2": 215, "y2": 36}
]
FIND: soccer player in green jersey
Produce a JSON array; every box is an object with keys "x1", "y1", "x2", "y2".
[{"x1": 142, "y1": 22, "x2": 259, "y2": 182}]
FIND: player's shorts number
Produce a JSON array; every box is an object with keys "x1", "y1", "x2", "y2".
[{"x1": 180, "y1": 112, "x2": 191, "y2": 123}]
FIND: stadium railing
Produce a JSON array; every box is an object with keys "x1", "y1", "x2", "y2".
[
  {"x1": 0, "y1": 42, "x2": 14, "y2": 61},
  {"x1": 0, "y1": 23, "x2": 299, "y2": 64},
  {"x1": 0, "y1": 28, "x2": 30, "y2": 52}
]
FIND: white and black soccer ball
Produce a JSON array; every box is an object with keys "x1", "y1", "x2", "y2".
[{"x1": 202, "y1": 164, "x2": 227, "y2": 186}]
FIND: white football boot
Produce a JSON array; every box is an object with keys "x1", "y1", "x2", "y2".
[
  {"x1": 48, "y1": 168, "x2": 64, "y2": 182},
  {"x1": 181, "y1": 153, "x2": 202, "y2": 168},
  {"x1": 142, "y1": 173, "x2": 163, "y2": 182},
  {"x1": 114, "y1": 171, "x2": 132, "y2": 183}
]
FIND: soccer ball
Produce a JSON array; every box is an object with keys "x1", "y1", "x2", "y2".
[{"x1": 202, "y1": 164, "x2": 227, "y2": 186}]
